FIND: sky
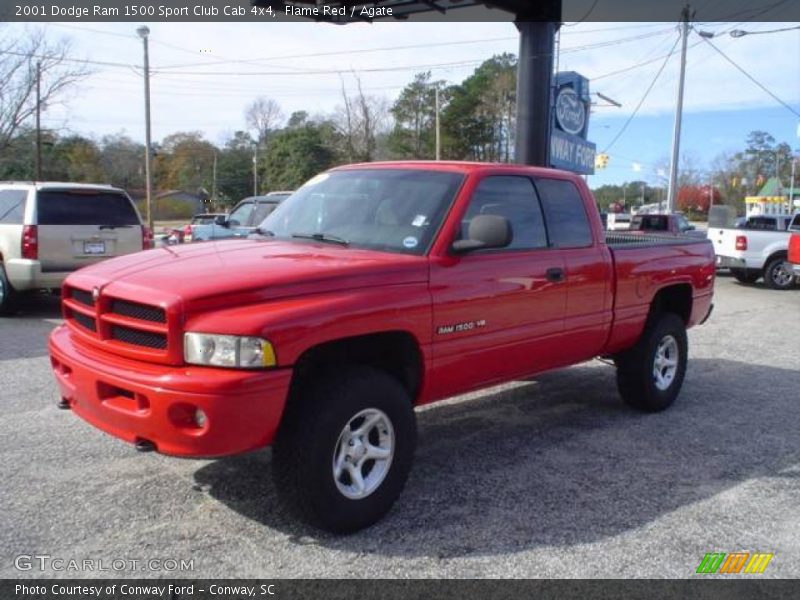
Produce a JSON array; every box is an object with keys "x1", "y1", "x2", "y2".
[{"x1": 4, "y1": 18, "x2": 800, "y2": 187}]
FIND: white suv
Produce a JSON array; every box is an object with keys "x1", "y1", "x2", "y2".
[{"x1": 0, "y1": 182, "x2": 151, "y2": 315}]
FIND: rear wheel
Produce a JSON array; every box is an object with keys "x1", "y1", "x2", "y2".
[
  {"x1": 730, "y1": 268, "x2": 760, "y2": 284},
  {"x1": 272, "y1": 366, "x2": 416, "y2": 533},
  {"x1": 0, "y1": 265, "x2": 19, "y2": 316},
  {"x1": 763, "y1": 256, "x2": 795, "y2": 290},
  {"x1": 615, "y1": 312, "x2": 688, "y2": 412}
]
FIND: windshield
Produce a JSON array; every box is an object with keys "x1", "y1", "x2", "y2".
[{"x1": 258, "y1": 168, "x2": 464, "y2": 254}]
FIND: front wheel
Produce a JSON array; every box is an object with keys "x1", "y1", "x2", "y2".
[
  {"x1": 763, "y1": 257, "x2": 795, "y2": 290},
  {"x1": 615, "y1": 312, "x2": 688, "y2": 412},
  {"x1": 272, "y1": 366, "x2": 416, "y2": 533}
]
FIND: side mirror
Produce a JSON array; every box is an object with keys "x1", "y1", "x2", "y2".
[
  {"x1": 214, "y1": 215, "x2": 228, "y2": 227},
  {"x1": 452, "y1": 214, "x2": 513, "y2": 253}
]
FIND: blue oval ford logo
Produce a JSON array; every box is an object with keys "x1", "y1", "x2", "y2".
[{"x1": 555, "y1": 87, "x2": 586, "y2": 136}]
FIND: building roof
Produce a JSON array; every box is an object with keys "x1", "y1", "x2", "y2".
[{"x1": 756, "y1": 177, "x2": 784, "y2": 197}]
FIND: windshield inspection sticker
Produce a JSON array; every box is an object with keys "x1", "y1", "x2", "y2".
[
  {"x1": 412, "y1": 214, "x2": 427, "y2": 227},
  {"x1": 403, "y1": 236, "x2": 419, "y2": 249}
]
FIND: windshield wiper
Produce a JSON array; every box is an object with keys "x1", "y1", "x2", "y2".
[
  {"x1": 291, "y1": 232, "x2": 349, "y2": 246},
  {"x1": 254, "y1": 227, "x2": 275, "y2": 237}
]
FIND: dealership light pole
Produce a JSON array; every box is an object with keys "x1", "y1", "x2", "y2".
[
  {"x1": 137, "y1": 25, "x2": 154, "y2": 231},
  {"x1": 666, "y1": 5, "x2": 691, "y2": 213}
]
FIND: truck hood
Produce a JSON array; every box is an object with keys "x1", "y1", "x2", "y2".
[{"x1": 67, "y1": 239, "x2": 428, "y2": 311}]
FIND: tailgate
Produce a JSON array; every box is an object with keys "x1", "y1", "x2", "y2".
[
  {"x1": 35, "y1": 189, "x2": 142, "y2": 273},
  {"x1": 707, "y1": 227, "x2": 740, "y2": 258}
]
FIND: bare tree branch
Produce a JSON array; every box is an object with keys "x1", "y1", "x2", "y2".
[
  {"x1": 0, "y1": 28, "x2": 91, "y2": 152},
  {"x1": 244, "y1": 96, "x2": 284, "y2": 144}
]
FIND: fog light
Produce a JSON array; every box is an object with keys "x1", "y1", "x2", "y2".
[{"x1": 194, "y1": 408, "x2": 207, "y2": 428}]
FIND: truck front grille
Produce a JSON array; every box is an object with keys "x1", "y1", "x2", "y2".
[
  {"x1": 73, "y1": 311, "x2": 97, "y2": 332},
  {"x1": 70, "y1": 288, "x2": 95, "y2": 307},
  {"x1": 110, "y1": 299, "x2": 166, "y2": 323},
  {"x1": 111, "y1": 325, "x2": 167, "y2": 350},
  {"x1": 63, "y1": 285, "x2": 173, "y2": 360}
]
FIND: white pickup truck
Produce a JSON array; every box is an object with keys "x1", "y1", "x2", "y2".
[{"x1": 709, "y1": 213, "x2": 800, "y2": 290}]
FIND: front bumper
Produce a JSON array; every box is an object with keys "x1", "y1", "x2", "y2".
[{"x1": 49, "y1": 325, "x2": 292, "y2": 457}]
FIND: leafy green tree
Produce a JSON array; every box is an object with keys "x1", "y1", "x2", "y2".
[
  {"x1": 99, "y1": 133, "x2": 145, "y2": 191},
  {"x1": 216, "y1": 130, "x2": 254, "y2": 207},
  {"x1": 154, "y1": 131, "x2": 217, "y2": 195},
  {"x1": 49, "y1": 135, "x2": 105, "y2": 182},
  {"x1": 441, "y1": 54, "x2": 517, "y2": 161},
  {"x1": 388, "y1": 71, "x2": 446, "y2": 159},
  {"x1": 265, "y1": 122, "x2": 337, "y2": 190}
]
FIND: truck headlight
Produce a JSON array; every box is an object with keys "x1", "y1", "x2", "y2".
[{"x1": 184, "y1": 333, "x2": 276, "y2": 368}]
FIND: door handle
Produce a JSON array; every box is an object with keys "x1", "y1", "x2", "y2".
[{"x1": 546, "y1": 267, "x2": 565, "y2": 283}]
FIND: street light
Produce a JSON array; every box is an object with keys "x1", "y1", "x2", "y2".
[{"x1": 137, "y1": 25, "x2": 154, "y2": 233}]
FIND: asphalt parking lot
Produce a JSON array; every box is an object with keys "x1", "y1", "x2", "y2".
[{"x1": 1, "y1": 274, "x2": 798, "y2": 579}]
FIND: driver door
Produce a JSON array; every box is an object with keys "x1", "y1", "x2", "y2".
[{"x1": 429, "y1": 175, "x2": 567, "y2": 398}]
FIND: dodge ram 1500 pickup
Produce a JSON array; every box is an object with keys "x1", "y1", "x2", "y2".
[{"x1": 49, "y1": 162, "x2": 715, "y2": 533}]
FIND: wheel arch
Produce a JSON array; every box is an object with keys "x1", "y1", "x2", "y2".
[
  {"x1": 288, "y1": 330, "x2": 425, "y2": 404},
  {"x1": 648, "y1": 283, "x2": 693, "y2": 325}
]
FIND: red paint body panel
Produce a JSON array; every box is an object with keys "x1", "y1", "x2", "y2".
[
  {"x1": 789, "y1": 233, "x2": 800, "y2": 265},
  {"x1": 48, "y1": 161, "x2": 715, "y2": 457}
]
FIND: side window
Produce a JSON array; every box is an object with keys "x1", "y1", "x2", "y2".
[
  {"x1": 250, "y1": 202, "x2": 279, "y2": 226},
  {"x1": 227, "y1": 202, "x2": 254, "y2": 227},
  {"x1": 460, "y1": 176, "x2": 547, "y2": 250},
  {"x1": 0, "y1": 190, "x2": 27, "y2": 224},
  {"x1": 535, "y1": 179, "x2": 593, "y2": 248}
]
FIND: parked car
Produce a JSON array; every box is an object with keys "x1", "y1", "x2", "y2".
[
  {"x1": 628, "y1": 213, "x2": 705, "y2": 238},
  {"x1": 191, "y1": 192, "x2": 293, "y2": 242},
  {"x1": 50, "y1": 162, "x2": 714, "y2": 533},
  {"x1": 179, "y1": 213, "x2": 227, "y2": 243},
  {"x1": 708, "y1": 213, "x2": 800, "y2": 289},
  {"x1": 0, "y1": 182, "x2": 150, "y2": 315},
  {"x1": 606, "y1": 211, "x2": 632, "y2": 231}
]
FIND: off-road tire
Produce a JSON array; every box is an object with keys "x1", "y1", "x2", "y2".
[
  {"x1": 729, "y1": 268, "x2": 760, "y2": 285},
  {"x1": 272, "y1": 366, "x2": 416, "y2": 533},
  {"x1": 615, "y1": 312, "x2": 688, "y2": 412},
  {"x1": 763, "y1": 256, "x2": 795, "y2": 291}
]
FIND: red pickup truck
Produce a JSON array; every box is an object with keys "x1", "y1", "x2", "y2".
[
  {"x1": 790, "y1": 232, "x2": 800, "y2": 277},
  {"x1": 49, "y1": 162, "x2": 715, "y2": 532}
]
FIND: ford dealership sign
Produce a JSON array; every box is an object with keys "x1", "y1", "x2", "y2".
[{"x1": 555, "y1": 87, "x2": 586, "y2": 136}]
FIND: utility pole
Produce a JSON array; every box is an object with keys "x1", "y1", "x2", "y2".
[
  {"x1": 252, "y1": 145, "x2": 258, "y2": 195},
  {"x1": 790, "y1": 156, "x2": 797, "y2": 210},
  {"x1": 434, "y1": 86, "x2": 441, "y2": 161},
  {"x1": 212, "y1": 151, "x2": 217, "y2": 204},
  {"x1": 35, "y1": 61, "x2": 42, "y2": 180},
  {"x1": 667, "y1": 4, "x2": 691, "y2": 213},
  {"x1": 137, "y1": 26, "x2": 154, "y2": 232}
]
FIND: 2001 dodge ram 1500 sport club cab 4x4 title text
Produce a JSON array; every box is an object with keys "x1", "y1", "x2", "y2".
[{"x1": 49, "y1": 162, "x2": 715, "y2": 533}]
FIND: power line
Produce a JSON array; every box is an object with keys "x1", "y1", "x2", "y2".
[
  {"x1": 602, "y1": 34, "x2": 682, "y2": 153},
  {"x1": 0, "y1": 48, "x2": 132, "y2": 69},
  {"x1": 697, "y1": 33, "x2": 800, "y2": 119}
]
